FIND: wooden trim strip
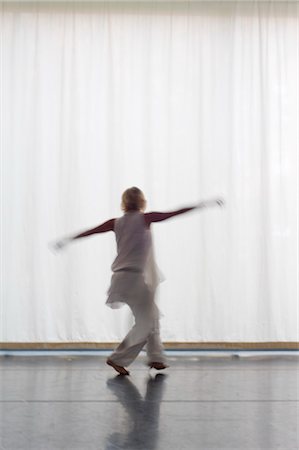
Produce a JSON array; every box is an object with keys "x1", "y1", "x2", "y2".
[{"x1": 1, "y1": 342, "x2": 298, "y2": 350}]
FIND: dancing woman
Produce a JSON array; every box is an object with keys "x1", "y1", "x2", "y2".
[{"x1": 55, "y1": 187, "x2": 224, "y2": 375}]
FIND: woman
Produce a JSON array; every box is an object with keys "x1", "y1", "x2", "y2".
[{"x1": 55, "y1": 187, "x2": 224, "y2": 375}]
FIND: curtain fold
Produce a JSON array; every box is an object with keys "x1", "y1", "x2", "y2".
[{"x1": 1, "y1": 1, "x2": 298, "y2": 342}]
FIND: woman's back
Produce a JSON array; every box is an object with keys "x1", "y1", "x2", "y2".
[{"x1": 112, "y1": 211, "x2": 151, "y2": 273}]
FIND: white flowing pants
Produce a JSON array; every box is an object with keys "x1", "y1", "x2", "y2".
[{"x1": 109, "y1": 279, "x2": 166, "y2": 367}]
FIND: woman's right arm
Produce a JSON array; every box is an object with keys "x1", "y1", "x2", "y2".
[{"x1": 145, "y1": 198, "x2": 224, "y2": 225}]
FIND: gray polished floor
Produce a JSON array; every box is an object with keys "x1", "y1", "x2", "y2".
[{"x1": 0, "y1": 353, "x2": 298, "y2": 449}]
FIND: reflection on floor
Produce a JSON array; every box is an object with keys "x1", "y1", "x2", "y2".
[{"x1": 0, "y1": 353, "x2": 298, "y2": 449}]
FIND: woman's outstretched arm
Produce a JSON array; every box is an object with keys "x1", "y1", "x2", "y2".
[
  {"x1": 53, "y1": 218, "x2": 115, "y2": 251},
  {"x1": 72, "y1": 219, "x2": 115, "y2": 240},
  {"x1": 145, "y1": 198, "x2": 224, "y2": 225}
]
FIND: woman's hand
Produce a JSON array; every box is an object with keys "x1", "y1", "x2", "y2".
[
  {"x1": 214, "y1": 198, "x2": 225, "y2": 207},
  {"x1": 50, "y1": 237, "x2": 72, "y2": 252},
  {"x1": 197, "y1": 198, "x2": 225, "y2": 209}
]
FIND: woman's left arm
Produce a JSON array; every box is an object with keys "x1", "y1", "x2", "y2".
[
  {"x1": 72, "y1": 219, "x2": 115, "y2": 240},
  {"x1": 52, "y1": 219, "x2": 115, "y2": 251}
]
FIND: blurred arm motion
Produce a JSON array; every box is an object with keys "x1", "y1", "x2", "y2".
[
  {"x1": 53, "y1": 219, "x2": 115, "y2": 251},
  {"x1": 52, "y1": 197, "x2": 224, "y2": 251},
  {"x1": 72, "y1": 219, "x2": 115, "y2": 239}
]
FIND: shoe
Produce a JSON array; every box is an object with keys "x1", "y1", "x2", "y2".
[
  {"x1": 148, "y1": 362, "x2": 169, "y2": 370},
  {"x1": 106, "y1": 359, "x2": 130, "y2": 375}
]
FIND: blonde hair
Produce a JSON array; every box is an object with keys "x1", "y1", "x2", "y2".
[{"x1": 121, "y1": 187, "x2": 146, "y2": 212}]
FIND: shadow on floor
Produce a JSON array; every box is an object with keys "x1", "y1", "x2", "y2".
[{"x1": 106, "y1": 373, "x2": 167, "y2": 450}]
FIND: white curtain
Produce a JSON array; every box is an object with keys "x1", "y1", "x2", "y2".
[{"x1": 1, "y1": 1, "x2": 298, "y2": 343}]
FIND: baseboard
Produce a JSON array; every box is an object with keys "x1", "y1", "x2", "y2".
[{"x1": 1, "y1": 342, "x2": 298, "y2": 350}]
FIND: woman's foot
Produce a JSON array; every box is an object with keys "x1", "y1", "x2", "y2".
[
  {"x1": 148, "y1": 362, "x2": 169, "y2": 370},
  {"x1": 106, "y1": 359, "x2": 130, "y2": 376}
]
